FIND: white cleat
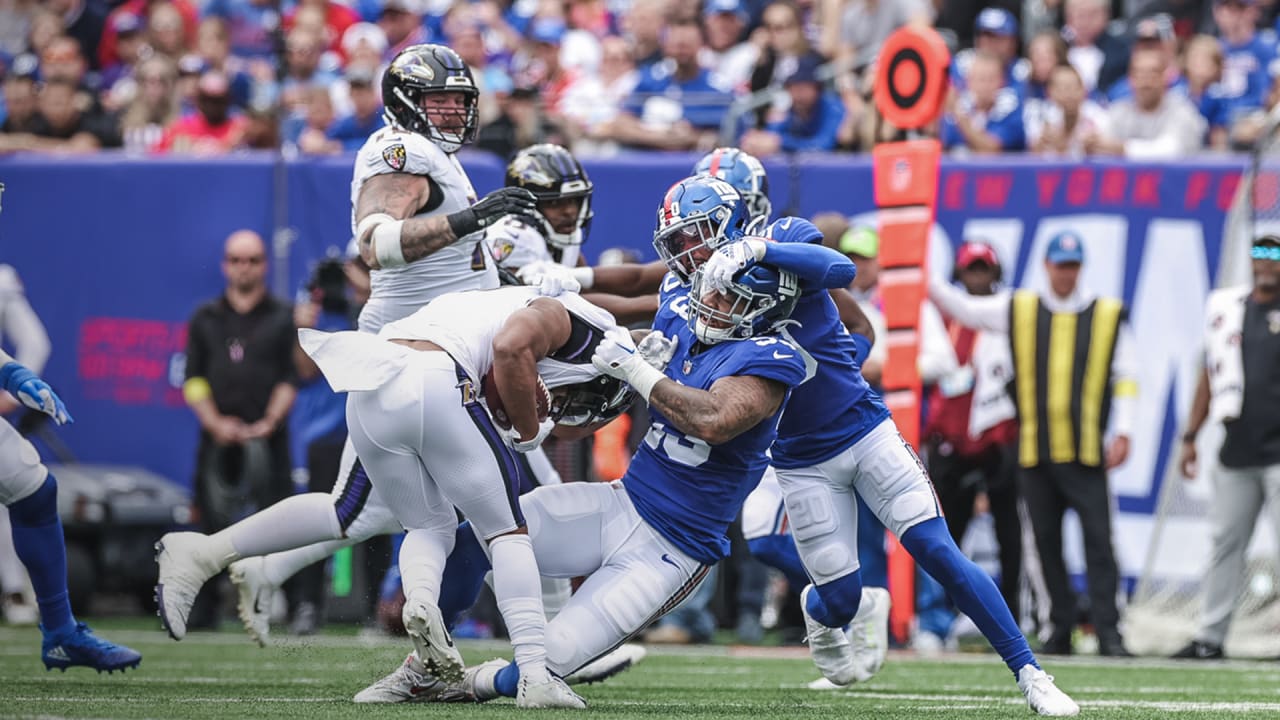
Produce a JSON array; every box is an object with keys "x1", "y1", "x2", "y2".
[
  {"x1": 353, "y1": 653, "x2": 449, "y2": 703},
  {"x1": 1017, "y1": 664, "x2": 1080, "y2": 717},
  {"x1": 801, "y1": 584, "x2": 859, "y2": 687},
  {"x1": 403, "y1": 597, "x2": 465, "y2": 686},
  {"x1": 154, "y1": 532, "x2": 223, "y2": 641},
  {"x1": 459, "y1": 658, "x2": 508, "y2": 703},
  {"x1": 565, "y1": 644, "x2": 647, "y2": 686},
  {"x1": 806, "y1": 676, "x2": 843, "y2": 690},
  {"x1": 848, "y1": 587, "x2": 891, "y2": 680},
  {"x1": 516, "y1": 674, "x2": 587, "y2": 709},
  {"x1": 229, "y1": 557, "x2": 274, "y2": 647}
]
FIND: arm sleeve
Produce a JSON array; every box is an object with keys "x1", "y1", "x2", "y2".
[
  {"x1": 760, "y1": 241, "x2": 857, "y2": 289},
  {"x1": 928, "y1": 276, "x2": 1011, "y2": 333},
  {"x1": 917, "y1": 301, "x2": 959, "y2": 384},
  {"x1": 1108, "y1": 318, "x2": 1138, "y2": 436},
  {"x1": 0, "y1": 268, "x2": 51, "y2": 373},
  {"x1": 850, "y1": 333, "x2": 873, "y2": 366}
]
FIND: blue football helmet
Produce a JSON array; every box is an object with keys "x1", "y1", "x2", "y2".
[
  {"x1": 687, "y1": 263, "x2": 801, "y2": 344},
  {"x1": 653, "y1": 175, "x2": 750, "y2": 284},
  {"x1": 693, "y1": 147, "x2": 771, "y2": 224}
]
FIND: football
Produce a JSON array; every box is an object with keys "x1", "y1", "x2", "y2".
[{"x1": 481, "y1": 368, "x2": 551, "y2": 430}]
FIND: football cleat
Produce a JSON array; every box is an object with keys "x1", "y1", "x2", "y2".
[
  {"x1": 1017, "y1": 664, "x2": 1080, "y2": 717},
  {"x1": 42, "y1": 622, "x2": 142, "y2": 673},
  {"x1": 800, "y1": 584, "x2": 860, "y2": 687},
  {"x1": 154, "y1": 532, "x2": 223, "y2": 641},
  {"x1": 516, "y1": 674, "x2": 587, "y2": 709},
  {"x1": 229, "y1": 557, "x2": 275, "y2": 647},
  {"x1": 848, "y1": 587, "x2": 891, "y2": 679},
  {"x1": 402, "y1": 596, "x2": 465, "y2": 686},
  {"x1": 353, "y1": 653, "x2": 449, "y2": 703},
  {"x1": 457, "y1": 657, "x2": 508, "y2": 703},
  {"x1": 564, "y1": 644, "x2": 646, "y2": 686}
]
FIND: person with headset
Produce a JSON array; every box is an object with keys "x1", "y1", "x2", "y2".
[{"x1": 924, "y1": 241, "x2": 1023, "y2": 622}]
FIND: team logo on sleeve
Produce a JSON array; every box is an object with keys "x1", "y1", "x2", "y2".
[
  {"x1": 490, "y1": 238, "x2": 515, "y2": 262},
  {"x1": 382, "y1": 144, "x2": 407, "y2": 171}
]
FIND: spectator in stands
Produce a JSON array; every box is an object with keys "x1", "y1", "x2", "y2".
[
  {"x1": 99, "y1": 13, "x2": 147, "y2": 97},
  {"x1": 929, "y1": 229, "x2": 1136, "y2": 658},
  {"x1": 925, "y1": 241, "x2": 1022, "y2": 621},
  {"x1": 701, "y1": 0, "x2": 757, "y2": 92},
  {"x1": 1027, "y1": 63, "x2": 1110, "y2": 156},
  {"x1": 147, "y1": 2, "x2": 188, "y2": 59},
  {"x1": 604, "y1": 17, "x2": 732, "y2": 151},
  {"x1": 182, "y1": 229, "x2": 298, "y2": 631},
  {"x1": 823, "y1": 0, "x2": 931, "y2": 73},
  {"x1": 750, "y1": 1, "x2": 823, "y2": 130},
  {"x1": 323, "y1": 66, "x2": 382, "y2": 152},
  {"x1": 285, "y1": 0, "x2": 359, "y2": 57},
  {"x1": 1087, "y1": 47, "x2": 1206, "y2": 158},
  {"x1": 45, "y1": 0, "x2": 106, "y2": 70},
  {"x1": 1105, "y1": 14, "x2": 1185, "y2": 103},
  {"x1": 1215, "y1": 0, "x2": 1274, "y2": 130},
  {"x1": 564, "y1": 35, "x2": 639, "y2": 152},
  {"x1": 203, "y1": 0, "x2": 279, "y2": 60},
  {"x1": 195, "y1": 18, "x2": 253, "y2": 109},
  {"x1": 26, "y1": 10, "x2": 64, "y2": 60},
  {"x1": 1062, "y1": 0, "x2": 1128, "y2": 94},
  {"x1": 119, "y1": 55, "x2": 181, "y2": 154},
  {"x1": 1174, "y1": 233, "x2": 1280, "y2": 661},
  {"x1": 520, "y1": 18, "x2": 578, "y2": 122},
  {"x1": 620, "y1": 0, "x2": 667, "y2": 71},
  {"x1": 0, "y1": 2, "x2": 35, "y2": 59},
  {"x1": 740, "y1": 53, "x2": 844, "y2": 154},
  {"x1": 475, "y1": 85, "x2": 569, "y2": 159},
  {"x1": 378, "y1": 0, "x2": 427, "y2": 62},
  {"x1": 448, "y1": 20, "x2": 511, "y2": 127},
  {"x1": 951, "y1": 8, "x2": 1030, "y2": 97},
  {"x1": 155, "y1": 69, "x2": 248, "y2": 154},
  {"x1": 567, "y1": 0, "x2": 618, "y2": 39},
  {"x1": 940, "y1": 50, "x2": 1026, "y2": 154},
  {"x1": 1184, "y1": 34, "x2": 1231, "y2": 151},
  {"x1": 1025, "y1": 29, "x2": 1068, "y2": 102},
  {"x1": 39, "y1": 36, "x2": 99, "y2": 114},
  {"x1": 102, "y1": 0, "x2": 196, "y2": 68},
  {"x1": 1, "y1": 58, "x2": 39, "y2": 134},
  {"x1": 0, "y1": 78, "x2": 121, "y2": 153},
  {"x1": 175, "y1": 54, "x2": 206, "y2": 114},
  {"x1": 291, "y1": 85, "x2": 334, "y2": 151},
  {"x1": 340, "y1": 22, "x2": 387, "y2": 71}
]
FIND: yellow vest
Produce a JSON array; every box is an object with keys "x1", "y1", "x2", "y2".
[{"x1": 1008, "y1": 290, "x2": 1125, "y2": 468}]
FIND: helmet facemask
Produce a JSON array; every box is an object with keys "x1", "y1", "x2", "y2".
[
  {"x1": 549, "y1": 375, "x2": 635, "y2": 427},
  {"x1": 654, "y1": 204, "x2": 739, "y2": 285},
  {"x1": 687, "y1": 265, "x2": 800, "y2": 345}
]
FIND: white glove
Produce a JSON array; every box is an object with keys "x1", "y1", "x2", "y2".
[
  {"x1": 485, "y1": 215, "x2": 528, "y2": 247},
  {"x1": 591, "y1": 327, "x2": 666, "y2": 401},
  {"x1": 516, "y1": 261, "x2": 581, "y2": 296},
  {"x1": 636, "y1": 330, "x2": 679, "y2": 371},
  {"x1": 702, "y1": 238, "x2": 767, "y2": 292},
  {"x1": 505, "y1": 417, "x2": 555, "y2": 453}
]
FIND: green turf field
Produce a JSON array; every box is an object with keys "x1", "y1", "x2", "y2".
[{"x1": 3, "y1": 620, "x2": 1279, "y2": 719}]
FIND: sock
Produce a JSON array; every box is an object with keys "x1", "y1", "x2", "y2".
[
  {"x1": 261, "y1": 538, "x2": 354, "y2": 588},
  {"x1": 399, "y1": 527, "x2": 454, "y2": 605},
  {"x1": 489, "y1": 533, "x2": 548, "y2": 683},
  {"x1": 8, "y1": 475, "x2": 74, "y2": 637},
  {"x1": 807, "y1": 570, "x2": 864, "y2": 628},
  {"x1": 902, "y1": 517, "x2": 1037, "y2": 673},
  {"x1": 438, "y1": 522, "x2": 492, "y2": 630},
  {"x1": 748, "y1": 535, "x2": 810, "y2": 590},
  {"x1": 219, "y1": 493, "x2": 343, "y2": 558},
  {"x1": 495, "y1": 660, "x2": 521, "y2": 698}
]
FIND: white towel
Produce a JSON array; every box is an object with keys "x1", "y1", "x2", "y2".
[
  {"x1": 1203, "y1": 285, "x2": 1250, "y2": 423},
  {"x1": 298, "y1": 328, "x2": 413, "y2": 393}
]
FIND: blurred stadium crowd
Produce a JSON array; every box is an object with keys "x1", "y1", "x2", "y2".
[{"x1": 2, "y1": 0, "x2": 1280, "y2": 158}]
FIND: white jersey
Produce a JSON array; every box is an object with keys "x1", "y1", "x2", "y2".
[
  {"x1": 350, "y1": 126, "x2": 499, "y2": 333},
  {"x1": 378, "y1": 286, "x2": 614, "y2": 388},
  {"x1": 484, "y1": 216, "x2": 581, "y2": 273}
]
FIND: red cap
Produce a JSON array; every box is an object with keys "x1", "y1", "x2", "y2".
[{"x1": 956, "y1": 242, "x2": 999, "y2": 268}]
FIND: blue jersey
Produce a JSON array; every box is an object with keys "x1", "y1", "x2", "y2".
[
  {"x1": 623, "y1": 276, "x2": 807, "y2": 565},
  {"x1": 940, "y1": 87, "x2": 1026, "y2": 151},
  {"x1": 758, "y1": 217, "x2": 890, "y2": 468}
]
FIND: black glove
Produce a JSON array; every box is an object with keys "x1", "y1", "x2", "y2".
[{"x1": 446, "y1": 187, "x2": 538, "y2": 239}]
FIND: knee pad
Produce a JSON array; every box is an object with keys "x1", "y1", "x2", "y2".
[
  {"x1": 814, "y1": 572, "x2": 864, "y2": 627},
  {"x1": 784, "y1": 485, "x2": 859, "y2": 584},
  {"x1": 8, "y1": 475, "x2": 57, "y2": 527}
]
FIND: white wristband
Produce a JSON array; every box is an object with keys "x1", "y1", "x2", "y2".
[
  {"x1": 626, "y1": 360, "x2": 666, "y2": 403},
  {"x1": 355, "y1": 212, "x2": 393, "y2": 245},
  {"x1": 373, "y1": 219, "x2": 406, "y2": 268},
  {"x1": 572, "y1": 266, "x2": 595, "y2": 290}
]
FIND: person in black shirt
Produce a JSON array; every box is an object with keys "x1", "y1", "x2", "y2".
[
  {"x1": 180, "y1": 230, "x2": 298, "y2": 630},
  {"x1": 1175, "y1": 234, "x2": 1280, "y2": 659}
]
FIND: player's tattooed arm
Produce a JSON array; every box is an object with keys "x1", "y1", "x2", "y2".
[
  {"x1": 648, "y1": 374, "x2": 786, "y2": 446},
  {"x1": 355, "y1": 172, "x2": 457, "y2": 269}
]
